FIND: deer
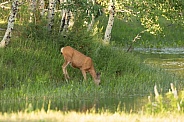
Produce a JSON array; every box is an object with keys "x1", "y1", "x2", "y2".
[{"x1": 61, "y1": 46, "x2": 101, "y2": 85}]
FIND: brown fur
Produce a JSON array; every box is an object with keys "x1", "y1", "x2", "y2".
[{"x1": 61, "y1": 46, "x2": 100, "y2": 85}]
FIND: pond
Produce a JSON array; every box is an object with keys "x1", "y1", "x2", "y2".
[
  {"x1": 135, "y1": 47, "x2": 184, "y2": 78},
  {"x1": 0, "y1": 48, "x2": 184, "y2": 113}
]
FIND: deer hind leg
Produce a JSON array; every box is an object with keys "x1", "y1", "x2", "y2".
[{"x1": 62, "y1": 61, "x2": 70, "y2": 80}]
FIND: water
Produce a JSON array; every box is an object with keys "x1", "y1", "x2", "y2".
[
  {"x1": 0, "y1": 95, "x2": 147, "y2": 113},
  {"x1": 134, "y1": 47, "x2": 184, "y2": 55},
  {"x1": 134, "y1": 47, "x2": 184, "y2": 78}
]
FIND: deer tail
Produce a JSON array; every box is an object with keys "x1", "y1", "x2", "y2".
[{"x1": 61, "y1": 47, "x2": 64, "y2": 54}]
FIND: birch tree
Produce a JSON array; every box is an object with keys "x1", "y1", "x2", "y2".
[
  {"x1": 0, "y1": 0, "x2": 19, "y2": 48},
  {"x1": 39, "y1": 0, "x2": 45, "y2": 17},
  {"x1": 87, "y1": 0, "x2": 95, "y2": 31},
  {"x1": 61, "y1": 10, "x2": 71, "y2": 34},
  {"x1": 48, "y1": 0, "x2": 56, "y2": 32},
  {"x1": 29, "y1": 0, "x2": 37, "y2": 23},
  {"x1": 87, "y1": 13, "x2": 95, "y2": 31},
  {"x1": 59, "y1": 0, "x2": 72, "y2": 35},
  {"x1": 0, "y1": 1, "x2": 11, "y2": 9},
  {"x1": 103, "y1": 0, "x2": 115, "y2": 44}
]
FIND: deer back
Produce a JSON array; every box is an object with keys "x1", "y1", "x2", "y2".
[{"x1": 61, "y1": 46, "x2": 92, "y2": 70}]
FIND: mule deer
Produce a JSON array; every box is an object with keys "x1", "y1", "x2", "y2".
[{"x1": 61, "y1": 46, "x2": 100, "y2": 85}]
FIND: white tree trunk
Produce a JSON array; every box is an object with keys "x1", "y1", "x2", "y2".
[
  {"x1": 59, "y1": 0, "x2": 71, "y2": 35},
  {"x1": 103, "y1": 0, "x2": 115, "y2": 44},
  {"x1": 68, "y1": 12, "x2": 74, "y2": 29},
  {"x1": 0, "y1": 0, "x2": 19, "y2": 48},
  {"x1": 59, "y1": 0, "x2": 64, "y2": 32},
  {"x1": 48, "y1": 0, "x2": 56, "y2": 32},
  {"x1": 29, "y1": 0, "x2": 37, "y2": 23},
  {"x1": 39, "y1": 0, "x2": 45, "y2": 17},
  {"x1": 60, "y1": 10, "x2": 71, "y2": 34},
  {"x1": 87, "y1": 14, "x2": 95, "y2": 31},
  {"x1": 87, "y1": 0, "x2": 95, "y2": 31}
]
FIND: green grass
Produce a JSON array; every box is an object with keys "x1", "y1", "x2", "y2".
[{"x1": 0, "y1": 6, "x2": 184, "y2": 114}]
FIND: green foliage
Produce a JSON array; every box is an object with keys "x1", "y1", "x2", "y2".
[
  {"x1": 60, "y1": 0, "x2": 102, "y2": 23},
  {"x1": 97, "y1": 16, "x2": 184, "y2": 47}
]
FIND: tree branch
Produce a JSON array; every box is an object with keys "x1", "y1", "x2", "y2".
[
  {"x1": 132, "y1": 29, "x2": 147, "y2": 43},
  {"x1": 127, "y1": 29, "x2": 147, "y2": 52},
  {"x1": 0, "y1": 1, "x2": 11, "y2": 9}
]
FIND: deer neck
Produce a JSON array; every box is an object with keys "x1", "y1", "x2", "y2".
[
  {"x1": 89, "y1": 69, "x2": 100, "y2": 85},
  {"x1": 89, "y1": 68, "x2": 96, "y2": 78}
]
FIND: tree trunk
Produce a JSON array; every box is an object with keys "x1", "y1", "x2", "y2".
[
  {"x1": 48, "y1": 0, "x2": 56, "y2": 32},
  {"x1": 29, "y1": 0, "x2": 37, "y2": 23},
  {"x1": 103, "y1": 0, "x2": 115, "y2": 44},
  {"x1": 87, "y1": 14, "x2": 95, "y2": 31},
  {"x1": 59, "y1": 0, "x2": 71, "y2": 35},
  {"x1": 87, "y1": 0, "x2": 95, "y2": 31},
  {"x1": 59, "y1": 9, "x2": 71, "y2": 33},
  {"x1": 0, "y1": 0, "x2": 19, "y2": 48},
  {"x1": 39, "y1": 0, "x2": 45, "y2": 17}
]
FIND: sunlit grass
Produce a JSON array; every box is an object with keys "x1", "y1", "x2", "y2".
[{"x1": 0, "y1": 109, "x2": 184, "y2": 122}]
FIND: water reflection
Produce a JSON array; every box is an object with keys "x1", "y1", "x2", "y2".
[
  {"x1": 134, "y1": 48, "x2": 184, "y2": 78},
  {"x1": 0, "y1": 95, "x2": 148, "y2": 113},
  {"x1": 134, "y1": 47, "x2": 184, "y2": 55}
]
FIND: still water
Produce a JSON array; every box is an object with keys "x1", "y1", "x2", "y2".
[
  {"x1": 136, "y1": 47, "x2": 184, "y2": 78},
  {"x1": 1, "y1": 48, "x2": 184, "y2": 113},
  {"x1": 0, "y1": 94, "x2": 147, "y2": 113}
]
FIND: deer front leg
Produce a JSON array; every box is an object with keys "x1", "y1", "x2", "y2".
[
  {"x1": 62, "y1": 61, "x2": 70, "y2": 80},
  {"x1": 81, "y1": 69, "x2": 87, "y2": 81}
]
